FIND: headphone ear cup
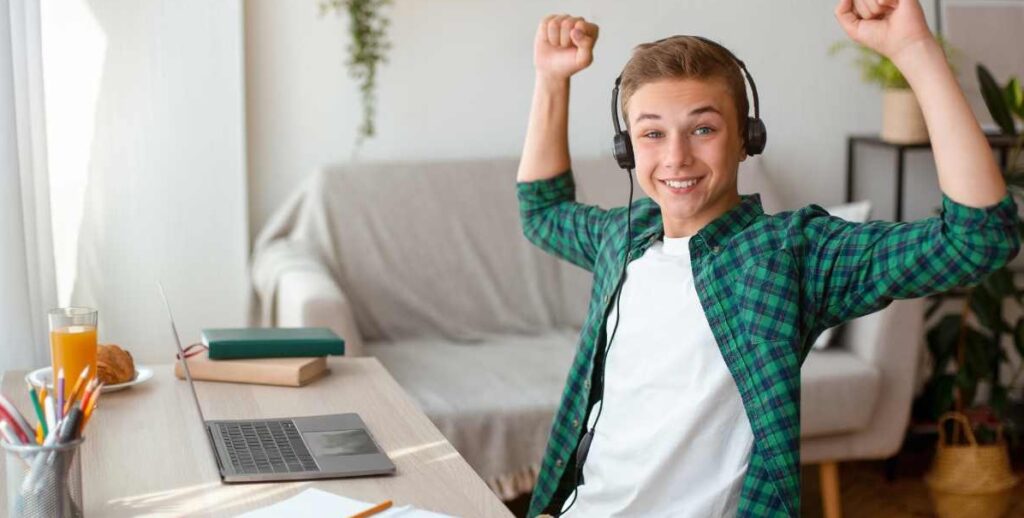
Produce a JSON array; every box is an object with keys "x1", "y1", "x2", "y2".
[
  {"x1": 745, "y1": 117, "x2": 767, "y2": 156},
  {"x1": 613, "y1": 131, "x2": 635, "y2": 170}
]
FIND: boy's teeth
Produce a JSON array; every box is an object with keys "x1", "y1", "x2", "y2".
[{"x1": 665, "y1": 178, "x2": 700, "y2": 188}]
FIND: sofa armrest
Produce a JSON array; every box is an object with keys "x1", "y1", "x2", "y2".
[
  {"x1": 836, "y1": 297, "x2": 925, "y2": 456},
  {"x1": 842, "y1": 298, "x2": 924, "y2": 369},
  {"x1": 277, "y1": 268, "x2": 365, "y2": 357}
]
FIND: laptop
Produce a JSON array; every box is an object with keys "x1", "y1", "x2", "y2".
[{"x1": 158, "y1": 284, "x2": 397, "y2": 483}]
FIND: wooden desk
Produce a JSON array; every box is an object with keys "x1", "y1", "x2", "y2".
[{"x1": 0, "y1": 358, "x2": 513, "y2": 517}]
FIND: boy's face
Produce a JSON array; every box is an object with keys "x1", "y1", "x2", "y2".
[{"x1": 627, "y1": 77, "x2": 746, "y2": 238}]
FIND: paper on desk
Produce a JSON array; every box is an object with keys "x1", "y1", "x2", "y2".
[{"x1": 236, "y1": 488, "x2": 456, "y2": 518}]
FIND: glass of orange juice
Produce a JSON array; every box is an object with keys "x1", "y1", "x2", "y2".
[{"x1": 48, "y1": 307, "x2": 98, "y2": 393}]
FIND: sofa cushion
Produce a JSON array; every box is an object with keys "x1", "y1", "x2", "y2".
[
  {"x1": 364, "y1": 330, "x2": 578, "y2": 499},
  {"x1": 800, "y1": 347, "x2": 881, "y2": 438}
]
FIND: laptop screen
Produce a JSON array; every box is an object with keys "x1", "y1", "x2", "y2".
[{"x1": 158, "y1": 282, "x2": 208, "y2": 424}]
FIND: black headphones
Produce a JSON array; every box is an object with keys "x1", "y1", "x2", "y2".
[
  {"x1": 611, "y1": 35, "x2": 767, "y2": 170},
  {"x1": 558, "y1": 36, "x2": 765, "y2": 517}
]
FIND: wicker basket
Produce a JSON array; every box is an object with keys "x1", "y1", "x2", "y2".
[{"x1": 924, "y1": 412, "x2": 1020, "y2": 518}]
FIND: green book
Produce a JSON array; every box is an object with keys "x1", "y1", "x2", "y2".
[{"x1": 201, "y1": 328, "x2": 345, "y2": 360}]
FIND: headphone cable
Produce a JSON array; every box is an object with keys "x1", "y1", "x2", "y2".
[{"x1": 559, "y1": 168, "x2": 634, "y2": 516}]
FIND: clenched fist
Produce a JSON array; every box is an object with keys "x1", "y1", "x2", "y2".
[
  {"x1": 534, "y1": 14, "x2": 599, "y2": 81},
  {"x1": 834, "y1": 0, "x2": 935, "y2": 62}
]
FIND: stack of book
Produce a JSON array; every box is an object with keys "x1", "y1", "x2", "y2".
[{"x1": 174, "y1": 328, "x2": 345, "y2": 387}]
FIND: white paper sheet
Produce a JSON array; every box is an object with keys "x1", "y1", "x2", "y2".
[{"x1": 236, "y1": 488, "x2": 457, "y2": 518}]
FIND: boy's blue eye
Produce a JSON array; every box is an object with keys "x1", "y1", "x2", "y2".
[
  {"x1": 694, "y1": 126, "x2": 714, "y2": 136},
  {"x1": 643, "y1": 131, "x2": 663, "y2": 138}
]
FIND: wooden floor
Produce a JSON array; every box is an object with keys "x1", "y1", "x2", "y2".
[
  {"x1": 499, "y1": 458, "x2": 1019, "y2": 515},
  {"x1": 801, "y1": 461, "x2": 1024, "y2": 517}
]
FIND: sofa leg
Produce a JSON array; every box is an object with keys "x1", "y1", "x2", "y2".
[{"x1": 819, "y1": 461, "x2": 842, "y2": 518}]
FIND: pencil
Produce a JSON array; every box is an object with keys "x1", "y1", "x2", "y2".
[
  {"x1": 79, "y1": 382, "x2": 103, "y2": 434},
  {"x1": 80, "y1": 378, "x2": 99, "y2": 411},
  {"x1": 56, "y1": 368, "x2": 65, "y2": 421},
  {"x1": 27, "y1": 384, "x2": 47, "y2": 436},
  {"x1": 347, "y1": 500, "x2": 392, "y2": 518},
  {"x1": 43, "y1": 395, "x2": 55, "y2": 432},
  {"x1": 64, "y1": 365, "x2": 90, "y2": 415}
]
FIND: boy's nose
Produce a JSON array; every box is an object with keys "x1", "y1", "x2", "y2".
[{"x1": 664, "y1": 134, "x2": 694, "y2": 170}]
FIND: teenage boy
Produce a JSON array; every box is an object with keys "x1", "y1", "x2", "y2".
[{"x1": 516, "y1": 1, "x2": 1020, "y2": 516}]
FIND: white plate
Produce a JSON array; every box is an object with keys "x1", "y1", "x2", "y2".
[{"x1": 25, "y1": 365, "x2": 153, "y2": 393}]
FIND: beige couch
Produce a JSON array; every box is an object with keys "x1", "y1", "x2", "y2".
[{"x1": 250, "y1": 157, "x2": 924, "y2": 513}]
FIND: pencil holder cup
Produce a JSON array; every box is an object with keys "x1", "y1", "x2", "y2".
[{"x1": 2, "y1": 438, "x2": 84, "y2": 518}]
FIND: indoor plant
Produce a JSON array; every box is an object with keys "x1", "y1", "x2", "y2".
[
  {"x1": 917, "y1": 64, "x2": 1024, "y2": 435},
  {"x1": 320, "y1": 0, "x2": 391, "y2": 146},
  {"x1": 919, "y1": 64, "x2": 1023, "y2": 518},
  {"x1": 829, "y1": 37, "x2": 956, "y2": 144}
]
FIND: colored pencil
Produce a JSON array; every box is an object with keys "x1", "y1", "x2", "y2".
[
  {"x1": 27, "y1": 384, "x2": 47, "y2": 437},
  {"x1": 0, "y1": 393, "x2": 33, "y2": 443},
  {"x1": 348, "y1": 500, "x2": 393, "y2": 518},
  {"x1": 56, "y1": 368, "x2": 65, "y2": 421},
  {"x1": 43, "y1": 395, "x2": 55, "y2": 432},
  {"x1": 63, "y1": 366, "x2": 91, "y2": 415},
  {"x1": 79, "y1": 382, "x2": 103, "y2": 434}
]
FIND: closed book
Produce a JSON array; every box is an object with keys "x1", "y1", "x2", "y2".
[
  {"x1": 174, "y1": 351, "x2": 328, "y2": 387},
  {"x1": 201, "y1": 327, "x2": 345, "y2": 360}
]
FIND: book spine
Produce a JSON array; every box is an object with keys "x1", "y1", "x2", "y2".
[
  {"x1": 174, "y1": 361, "x2": 310, "y2": 387},
  {"x1": 207, "y1": 340, "x2": 344, "y2": 360}
]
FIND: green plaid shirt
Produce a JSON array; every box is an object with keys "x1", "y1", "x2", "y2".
[{"x1": 518, "y1": 169, "x2": 1020, "y2": 517}]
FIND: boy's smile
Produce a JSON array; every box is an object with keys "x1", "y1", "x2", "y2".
[{"x1": 627, "y1": 77, "x2": 747, "y2": 238}]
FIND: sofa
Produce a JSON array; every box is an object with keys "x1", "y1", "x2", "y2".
[{"x1": 250, "y1": 156, "x2": 924, "y2": 514}]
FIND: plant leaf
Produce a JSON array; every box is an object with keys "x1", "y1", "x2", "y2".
[
  {"x1": 1006, "y1": 76, "x2": 1023, "y2": 119},
  {"x1": 978, "y1": 65, "x2": 1018, "y2": 136},
  {"x1": 969, "y1": 285, "x2": 1006, "y2": 333},
  {"x1": 924, "y1": 374, "x2": 957, "y2": 421},
  {"x1": 927, "y1": 314, "x2": 962, "y2": 370}
]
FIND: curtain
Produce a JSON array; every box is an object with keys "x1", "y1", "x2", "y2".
[{"x1": 0, "y1": 0, "x2": 57, "y2": 372}]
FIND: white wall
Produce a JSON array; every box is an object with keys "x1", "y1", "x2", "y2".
[
  {"x1": 245, "y1": 0, "x2": 952, "y2": 237},
  {"x1": 42, "y1": 0, "x2": 249, "y2": 363}
]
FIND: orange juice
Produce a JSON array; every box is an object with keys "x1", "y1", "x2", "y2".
[{"x1": 50, "y1": 325, "x2": 98, "y2": 391}]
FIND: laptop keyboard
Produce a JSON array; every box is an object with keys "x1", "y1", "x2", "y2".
[{"x1": 216, "y1": 420, "x2": 320, "y2": 474}]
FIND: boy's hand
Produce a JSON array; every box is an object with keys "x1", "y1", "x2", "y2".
[
  {"x1": 834, "y1": 0, "x2": 936, "y2": 63},
  {"x1": 534, "y1": 15, "x2": 599, "y2": 81}
]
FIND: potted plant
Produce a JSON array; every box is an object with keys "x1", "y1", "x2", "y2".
[
  {"x1": 320, "y1": 0, "x2": 392, "y2": 147},
  {"x1": 917, "y1": 64, "x2": 1023, "y2": 518},
  {"x1": 829, "y1": 38, "x2": 956, "y2": 144}
]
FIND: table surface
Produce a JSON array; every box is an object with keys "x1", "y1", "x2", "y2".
[{"x1": 1, "y1": 357, "x2": 513, "y2": 517}]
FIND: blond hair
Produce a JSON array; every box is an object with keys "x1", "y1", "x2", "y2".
[{"x1": 619, "y1": 36, "x2": 748, "y2": 138}]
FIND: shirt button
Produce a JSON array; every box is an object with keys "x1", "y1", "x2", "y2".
[
  {"x1": 584, "y1": 379, "x2": 590, "y2": 389},
  {"x1": 572, "y1": 418, "x2": 580, "y2": 428},
  {"x1": 713, "y1": 246, "x2": 721, "y2": 253},
  {"x1": 556, "y1": 459, "x2": 563, "y2": 467}
]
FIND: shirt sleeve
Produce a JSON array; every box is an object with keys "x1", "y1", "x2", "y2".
[
  {"x1": 517, "y1": 169, "x2": 611, "y2": 273},
  {"x1": 800, "y1": 192, "x2": 1021, "y2": 327}
]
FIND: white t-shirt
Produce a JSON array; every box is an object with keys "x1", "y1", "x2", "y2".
[{"x1": 560, "y1": 235, "x2": 754, "y2": 517}]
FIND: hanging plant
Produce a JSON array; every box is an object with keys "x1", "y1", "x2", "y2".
[{"x1": 320, "y1": 0, "x2": 392, "y2": 146}]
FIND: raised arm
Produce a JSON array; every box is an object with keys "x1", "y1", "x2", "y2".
[
  {"x1": 517, "y1": 15, "x2": 612, "y2": 272},
  {"x1": 806, "y1": 0, "x2": 1021, "y2": 325},
  {"x1": 517, "y1": 15, "x2": 597, "y2": 183},
  {"x1": 834, "y1": 0, "x2": 1007, "y2": 206}
]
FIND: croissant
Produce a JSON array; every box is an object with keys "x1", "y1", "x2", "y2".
[{"x1": 97, "y1": 344, "x2": 135, "y2": 385}]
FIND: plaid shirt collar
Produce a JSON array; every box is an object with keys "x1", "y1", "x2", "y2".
[{"x1": 633, "y1": 193, "x2": 765, "y2": 252}]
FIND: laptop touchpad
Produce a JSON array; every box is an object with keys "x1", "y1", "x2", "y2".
[{"x1": 304, "y1": 429, "x2": 381, "y2": 456}]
